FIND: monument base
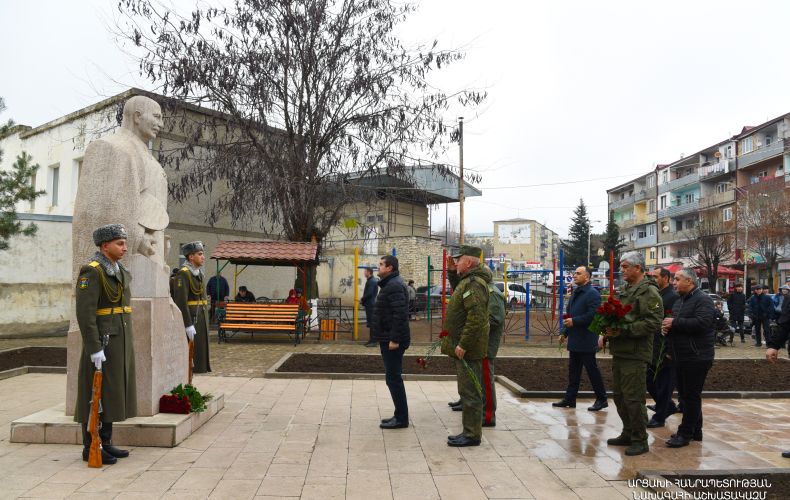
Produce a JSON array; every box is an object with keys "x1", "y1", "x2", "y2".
[{"x1": 10, "y1": 393, "x2": 223, "y2": 448}]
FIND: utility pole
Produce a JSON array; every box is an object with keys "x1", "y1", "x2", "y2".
[{"x1": 458, "y1": 116, "x2": 464, "y2": 245}]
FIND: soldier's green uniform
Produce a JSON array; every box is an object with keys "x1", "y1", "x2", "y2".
[
  {"x1": 74, "y1": 255, "x2": 138, "y2": 423},
  {"x1": 608, "y1": 276, "x2": 662, "y2": 452},
  {"x1": 172, "y1": 264, "x2": 211, "y2": 373},
  {"x1": 442, "y1": 248, "x2": 491, "y2": 441},
  {"x1": 448, "y1": 268, "x2": 505, "y2": 426}
]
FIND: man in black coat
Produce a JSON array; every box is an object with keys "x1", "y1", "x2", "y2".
[
  {"x1": 727, "y1": 283, "x2": 746, "y2": 343},
  {"x1": 646, "y1": 267, "x2": 680, "y2": 428},
  {"x1": 661, "y1": 269, "x2": 715, "y2": 448},
  {"x1": 553, "y1": 266, "x2": 607, "y2": 411},
  {"x1": 361, "y1": 267, "x2": 379, "y2": 347},
  {"x1": 747, "y1": 284, "x2": 773, "y2": 347},
  {"x1": 373, "y1": 255, "x2": 411, "y2": 429},
  {"x1": 765, "y1": 285, "x2": 790, "y2": 459}
]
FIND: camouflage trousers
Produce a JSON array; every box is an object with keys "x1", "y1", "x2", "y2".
[
  {"x1": 611, "y1": 357, "x2": 648, "y2": 444},
  {"x1": 455, "y1": 358, "x2": 483, "y2": 440}
]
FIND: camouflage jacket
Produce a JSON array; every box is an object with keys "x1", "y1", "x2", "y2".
[
  {"x1": 608, "y1": 276, "x2": 662, "y2": 362},
  {"x1": 442, "y1": 264, "x2": 491, "y2": 360}
]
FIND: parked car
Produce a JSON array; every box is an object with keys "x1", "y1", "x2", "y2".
[
  {"x1": 493, "y1": 282, "x2": 531, "y2": 306},
  {"x1": 414, "y1": 285, "x2": 452, "y2": 312}
]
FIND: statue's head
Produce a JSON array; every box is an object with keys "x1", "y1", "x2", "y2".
[{"x1": 122, "y1": 95, "x2": 163, "y2": 143}]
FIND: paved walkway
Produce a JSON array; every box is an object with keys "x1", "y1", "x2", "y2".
[{"x1": 1, "y1": 373, "x2": 788, "y2": 499}]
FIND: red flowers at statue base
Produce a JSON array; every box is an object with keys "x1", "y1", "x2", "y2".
[
  {"x1": 159, "y1": 394, "x2": 191, "y2": 414},
  {"x1": 589, "y1": 295, "x2": 632, "y2": 337}
]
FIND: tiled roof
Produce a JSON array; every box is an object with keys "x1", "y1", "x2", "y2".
[{"x1": 211, "y1": 240, "x2": 318, "y2": 264}]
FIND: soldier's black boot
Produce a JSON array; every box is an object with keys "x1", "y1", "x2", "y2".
[
  {"x1": 81, "y1": 423, "x2": 117, "y2": 465},
  {"x1": 99, "y1": 422, "x2": 130, "y2": 459}
]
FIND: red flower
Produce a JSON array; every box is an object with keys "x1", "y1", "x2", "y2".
[
  {"x1": 562, "y1": 314, "x2": 571, "y2": 319},
  {"x1": 439, "y1": 330, "x2": 449, "y2": 338}
]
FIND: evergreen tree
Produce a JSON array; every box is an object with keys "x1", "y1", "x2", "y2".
[
  {"x1": 602, "y1": 210, "x2": 625, "y2": 268},
  {"x1": 564, "y1": 198, "x2": 590, "y2": 267},
  {"x1": 1, "y1": 97, "x2": 45, "y2": 251}
]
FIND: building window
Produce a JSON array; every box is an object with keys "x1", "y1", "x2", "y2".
[
  {"x1": 740, "y1": 136, "x2": 754, "y2": 155},
  {"x1": 723, "y1": 207, "x2": 733, "y2": 222},
  {"x1": 648, "y1": 224, "x2": 655, "y2": 236},
  {"x1": 660, "y1": 195, "x2": 667, "y2": 209},
  {"x1": 48, "y1": 164, "x2": 60, "y2": 207},
  {"x1": 765, "y1": 135, "x2": 772, "y2": 146},
  {"x1": 661, "y1": 170, "x2": 668, "y2": 184},
  {"x1": 637, "y1": 229, "x2": 646, "y2": 239},
  {"x1": 676, "y1": 220, "x2": 683, "y2": 232},
  {"x1": 660, "y1": 246, "x2": 667, "y2": 259},
  {"x1": 648, "y1": 199, "x2": 655, "y2": 213},
  {"x1": 726, "y1": 145, "x2": 732, "y2": 158},
  {"x1": 716, "y1": 182, "x2": 729, "y2": 194},
  {"x1": 649, "y1": 248, "x2": 656, "y2": 260},
  {"x1": 647, "y1": 176, "x2": 655, "y2": 188},
  {"x1": 684, "y1": 193, "x2": 695, "y2": 204}
]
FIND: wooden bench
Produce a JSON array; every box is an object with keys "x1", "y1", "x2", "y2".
[{"x1": 219, "y1": 302, "x2": 303, "y2": 344}]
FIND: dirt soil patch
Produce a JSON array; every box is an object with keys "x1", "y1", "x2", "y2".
[
  {"x1": 667, "y1": 472, "x2": 788, "y2": 500},
  {"x1": 0, "y1": 347, "x2": 66, "y2": 372},
  {"x1": 277, "y1": 354, "x2": 790, "y2": 392}
]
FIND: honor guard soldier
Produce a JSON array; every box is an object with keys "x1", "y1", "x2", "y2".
[
  {"x1": 442, "y1": 245, "x2": 492, "y2": 447},
  {"x1": 74, "y1": 224, "x2": 137, "y2": 465},
  {"x1": 172, "y1": 241, "x2": 211, "y2": 373}
]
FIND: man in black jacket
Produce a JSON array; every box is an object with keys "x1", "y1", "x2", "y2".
[
  {"x1": 747, "y1": 284, "x2": 773, "y2": 347},
  {"x1": 646, "y1": 267, "x2": 680, "y2": 428},
  {"x1": 661, "y1": 268, "x2": 715, "y2": 448},
  {"x1": 373, "y1": 255, "x2": 411, "y2": 429},
  {"x1": 361, "y1": 267, "x2": 379, "y2": 347},
  {"x1": 727, "y1": 283, "x2": 746, "y2": 343},
  {"x1": 765, "y1": 285, "x2": 790, "y2": 459}
]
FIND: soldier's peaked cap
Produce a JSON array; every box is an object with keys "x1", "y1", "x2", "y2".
[
  {"x1": 182, "y1": 241, "x2": 204, "y2": 256},
  {"x1": 93, "y1": 224, "x2": 128, "y2": 246},
  {"x1": 452, "y1": 245, "x2": 483, "y2": 259}
]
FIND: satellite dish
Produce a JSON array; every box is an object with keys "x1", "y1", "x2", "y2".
[{"x1": 662, "y1": 224, "x2": 669, "y2": 232}]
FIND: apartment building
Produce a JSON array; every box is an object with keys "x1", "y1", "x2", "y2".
[
  {"x1": 492, "y1": 218, "x2": 559, "y2": 270},
  {"x1": 607, "y1": 113, "x2": 790, "y2": 289}
]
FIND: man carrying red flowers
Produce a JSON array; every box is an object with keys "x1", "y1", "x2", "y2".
[{"x1": 604, "y1": 251, "x2": 663, "y2": 456}]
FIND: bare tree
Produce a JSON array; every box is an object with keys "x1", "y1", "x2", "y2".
[
  {"x1": 683, "y1": 215, "x2": 734, "y2": 293},
  {"x1": 115, "y1": 0, "x2": 485, "y2": 250},
  {"x1": 737, "y1": 189, "x2": 790, "y2": 291}
]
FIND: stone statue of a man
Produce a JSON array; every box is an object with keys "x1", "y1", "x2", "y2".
[{"x1": 72, "y1": 95, "x2": 171, "y2": 297}]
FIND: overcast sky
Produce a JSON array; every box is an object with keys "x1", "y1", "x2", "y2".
[{"x1": 3, "y1": 0, "x2": 790, "y2": 238}]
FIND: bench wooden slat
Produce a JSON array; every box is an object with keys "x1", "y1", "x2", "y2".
[{"x1": 220, "y1": 323, "x2": 296, "y2": 331}]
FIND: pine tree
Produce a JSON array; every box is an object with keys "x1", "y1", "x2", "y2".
[
  {"x1": 602, "y1": 210, "x2": 625, "y2": 268},
  {"x1": 1, "y1": 97, "x2": 45, "y2": 251},
  {"x1": 564, "y1": 199, "x2": 590, "y2": 267}
]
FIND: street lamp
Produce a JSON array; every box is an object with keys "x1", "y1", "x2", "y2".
[{"x1": 588, "y1": 219, "x2": 602, "y2": 267}]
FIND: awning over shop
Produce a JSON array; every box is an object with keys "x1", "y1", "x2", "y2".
[{"x1": 694, "y1": 265, "x2": 744, "y2": 277}]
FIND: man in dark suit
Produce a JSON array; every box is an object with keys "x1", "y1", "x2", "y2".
[
  {"x1": 553, "y1": 266, "x2": 608, "y2": 411},
  {"x1": 727, "y1": 282, "x2": 746, "y2": 343},
  {"x1": 646, "y1": 267, "x2": 680, "y2": 428},
  {"x1": 361, "y1": 267, "x2": 379, "y2": 347}
]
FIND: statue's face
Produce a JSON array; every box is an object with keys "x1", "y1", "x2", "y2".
[{"x1": 135, "y1": 104, "x2": 163, "y2": 142}]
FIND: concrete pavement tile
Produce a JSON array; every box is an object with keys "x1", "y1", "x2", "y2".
[
  {"x1": 192, "y1": 446, "x2": 241, "y2": 469},
  {"x1": 390, "y1": 473, "x2": 440, "y2": 500},
  {"x1": 0, "y1": 474, "x2": 47, "y2": 491},
  {"x1": 385, "y1": 450, "x2": 430, "y2": 474},
  {"x1": 115, "y1": 493, "x2": 162, "y2": 500},
  {"x1": 257, "y1": 475, "x2": 305, "y2": 497},
  {"x1": 44, "y1": 467, "x2": 104, "y2": 485},
  {"x1": 161, "y1": 491, "x2": 215, "y2": 499},
  {"x1": 209, "y1": 479, "x2": 262, "y2": 500},
  {"x1": 122, "y1": 470, "x2": 184, "y2": 494},
  {"x1": 300, "y1": 483, "x2": 345, "y2": 500},
  {"x1": 18, "y1": 481, "x2": 80, "y2": 499},
  {"x1": 467, "y1": 460, "x2": 533, "y2": 498},
  {"x1": 552, "y1": 467, "x2": 609, "y2": 488},
  {"x1": 305, "y1": 449, "x2": 348, "y2": 477},
  {"x1": 303, "y1": 474, "x2": 346, "y2": 486},
  {"x1": 432, "y1": 474, "x2": 487, "y2": 500},
  {"x1": 76, "y1": 472, "x2": 138, "y2": 494},
  {"x1": 503, "y1": 456, "x2": 577, "y2": 499},
  {"x1": 223, "y1": 452, "x2": 274, "y2": 480},
  {"x1": 0, "y1": 492, "x2": 28, "y2": 500},
  {"x1": 264, "y1": 463, "x2": 308, "y2": 477},
  {"x1": 345, "y1": 469, "x2": 392, "y2": 500},
  {"x1": 171, "y1": 468, "x2": 224, "y2": 490},
  {"x1": 150, "y1": 450, "x2": 202, "y2": 471},
  {"x1": 348, "y1": 451, "x2": 388, "y2": 471},
  {"x1": 573, "y1": 486, "x2": 629, "y2": 500}
]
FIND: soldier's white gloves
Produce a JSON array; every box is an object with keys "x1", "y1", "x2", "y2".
[
  {"x1": 90, "y1": 350, "x2": 106, "y2": 370},
  {"x1": 186, "y1": 325, "x2": 196, "y2": 341}
]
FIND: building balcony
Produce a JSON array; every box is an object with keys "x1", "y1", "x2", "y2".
[
  {"x1": 699, "y1": 190, "x2": 735, "y2": 209},
  {"x1": 609, "y1": 195, "x2": 635, "y2": 210},
  {"x1": 634, "y1": 211, "x2": 657, "y2": 225},
  {"x1": 634, "y1": 234, "x2": 657, "y2": 248},
  {"x1": 618, "y1": 218, "x2": 636, "y2": 230},
  {"x1": 698, "y1": 159, "x2": 735, "y2": 181},
  {"x1": 658, "y1": 229, "x2": 693, "y2": 245},
  {"x1": 737, "y1": 138, "x2": 787, "y2": 169},
  {"x1": 621, "y1": 239, "x2": 635, "y2": 251},
  {"x1": 736, "y1": 175, "x2": 787, "y2": 198},
  {"x1": 657, "y1": 200, "x2": 699, "y2": 219},
  {"x1": 634, "y1": 186, "x2": 657, "y2": 202},
  {"x1": 658, "y1": 172, "x2": 699, "y2": 194}
]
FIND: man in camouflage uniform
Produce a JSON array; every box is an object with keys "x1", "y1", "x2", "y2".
[
  {"x1": 171, "y1": 241, "x2": 211, "y2": 373},
  {"x1": 74, "y1": 224, "x2": 137, "y2": 465},
  {"x1": 447, "y1": 254, "x2": 505, "y2": 427},
  {"x1": 604, "y1": 251, "x2": 663, "y2": 456},
  {"x1": 442, "y1": 245, "x2": 491, "y2": 447}
]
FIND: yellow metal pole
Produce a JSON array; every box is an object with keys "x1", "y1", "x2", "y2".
[
  {"x1": 353, "y1": 247, "x2": 359, "y2": 341},
  {"x1": 503, "y1": 261, "x2": 509, "y2": 301}
]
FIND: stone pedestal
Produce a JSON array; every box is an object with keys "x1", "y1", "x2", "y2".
[{"x1": 66, "y1": 296, "x2": 187, "y2": 417}]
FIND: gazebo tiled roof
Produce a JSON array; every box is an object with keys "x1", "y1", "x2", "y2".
[{"x1": 210, "y1": 240, "x2": 319, "y2": 266}]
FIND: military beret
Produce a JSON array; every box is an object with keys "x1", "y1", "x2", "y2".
[
  {"x1": 182, "y1": 241, "x2": 204, "y2": 256},
  {"x1": 452, "y1": 245, "x2": 483, "y2": 259},
  {"x1": 92, "y1": 224, "x2": 128, "y2": 246}
]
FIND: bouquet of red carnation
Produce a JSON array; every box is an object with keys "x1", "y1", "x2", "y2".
[
  {"x1": 653, "y1": 309, "x2": 673, "y2": 380},
  {"x1": 159, "y1": 394, "x2": 191, "y2": 414},
  {"x1": 588, "y1": 295, "x2": 632, "y2": 338}
]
